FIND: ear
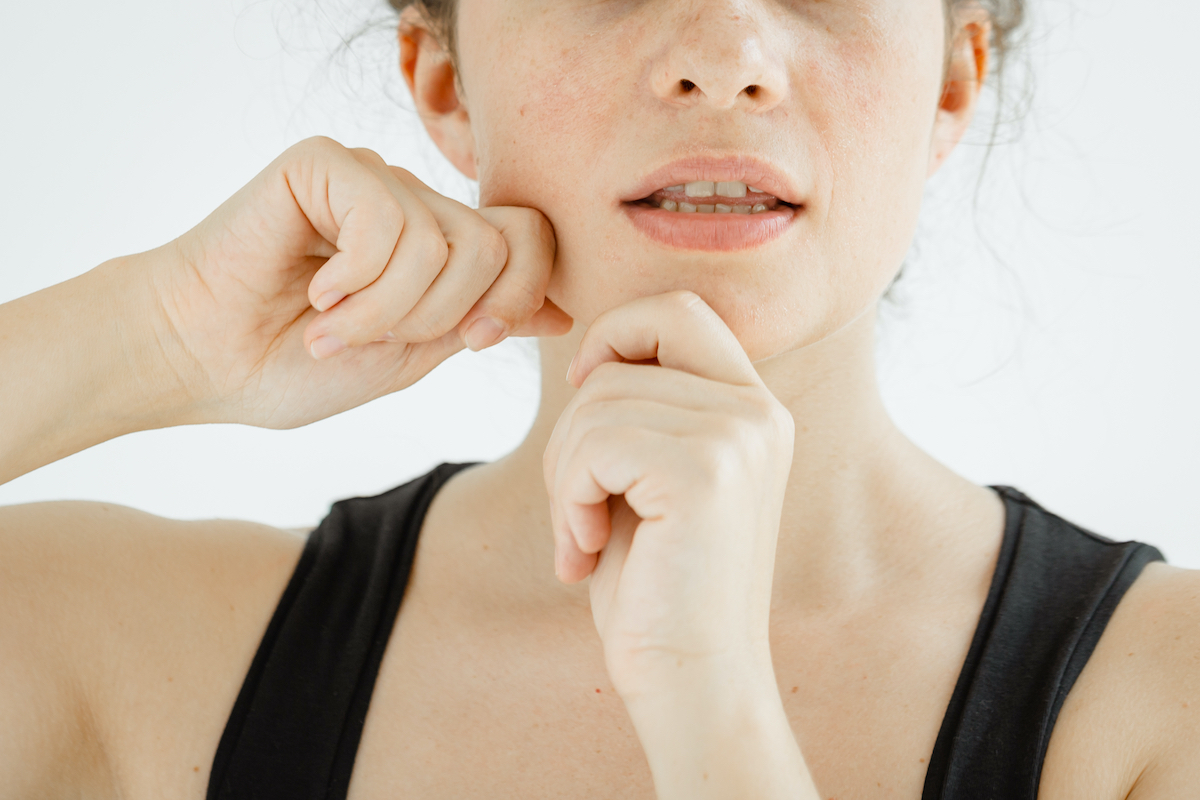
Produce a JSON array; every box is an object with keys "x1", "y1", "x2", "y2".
[
  {"x1": 399, "y1": 9, "x2": 477, "y2": 180},
  {"x1": 927, "y1": 17, "x2": 991, "y2": 177}
]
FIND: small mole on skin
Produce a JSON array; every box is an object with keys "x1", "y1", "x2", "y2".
[
  {"x1": 193, "y1": 766, "x2": 200, "y2": 773},
  {"x1": 791, "y1": 686, "x2": 799, "y2": 693},
  {"x1": 596, "y1": 688, "x2": 601, "y2": 693},
  {"x1": 919, "y1": 758, "x2": 926, "y2": 764},
  {"x1": 1128, "y1": 652, "x2": 1135, "y2": 656}
]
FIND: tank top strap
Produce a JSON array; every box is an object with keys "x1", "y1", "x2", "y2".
[
  {"x1": 207, "y1": 461, "x2": 480, "y2": 800},
  {"x1": 921, "y1": 486, "x2": 1166, "y2": 799}
]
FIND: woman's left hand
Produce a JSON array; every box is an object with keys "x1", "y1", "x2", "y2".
[{"x1": 542, "y1": 290, "x2": 796, "y2": 702}]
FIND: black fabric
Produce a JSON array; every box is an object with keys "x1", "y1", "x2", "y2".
[
  {"x1": 921, "y1": 486, "x2": 1165, "y2": 799},
  {"x1": 207, "y1": 461, "x2": 481, "y2": 800},
  {"x1": 207, "y1": 468, "x2": 1165, "y2": 799}
]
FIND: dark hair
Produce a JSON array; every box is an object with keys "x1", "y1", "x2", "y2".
[{"x1": 390, "y1": 0, "x2": 1026, "y2": 93}]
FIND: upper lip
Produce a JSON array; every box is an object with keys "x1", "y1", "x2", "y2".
[{"x1": 620, "y1": 154, "x2": 804, "y2": 206}]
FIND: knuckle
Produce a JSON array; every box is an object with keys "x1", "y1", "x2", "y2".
[
  {"x1": 396, "y1": 308, "x2": 445, "y2": 343},
  {"x1": 474, "y1": 224, "x2": 509, "y2": 272},
  {"x1": 292, "y1": 135, "x2": 339, "y2": 157},
  {"x1": 413, "y1": 227, "x2": 450, "y2": 266},
  {"x1": 521, "y1": 208, "x2": 556, "y2": 249},
  {"x1": 348, "y1": 146, "x2": 387, "y2": 168}
]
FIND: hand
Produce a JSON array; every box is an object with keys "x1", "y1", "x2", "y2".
[
  {"x1": 146, "y1": 136, "x2": 571, "y2": 428},
  {"x1": 542, "y1": 290, "x2": 795, "y2": 701}
]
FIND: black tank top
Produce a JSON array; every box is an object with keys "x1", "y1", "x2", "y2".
[{"x1": 206, "y1": 462, "x2": 1165, "y2": 799}]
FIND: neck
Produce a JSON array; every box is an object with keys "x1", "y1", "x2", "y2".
[{"x1": 470, "y1": 307, "x2": 1001, "y2": 617}]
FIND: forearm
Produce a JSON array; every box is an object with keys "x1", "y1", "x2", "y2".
[
  {"x1": 625, "y1": 662, "x2": 820, "y2": 800},
  {"x1": 0, "y1": 249, "x2": 196, "y2": 485}
]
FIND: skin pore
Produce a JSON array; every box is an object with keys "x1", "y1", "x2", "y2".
[{"x1": 400, "y1": 0, "x2": 1005, "y2": 618}]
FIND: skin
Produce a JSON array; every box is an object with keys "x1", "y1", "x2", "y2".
[{"x1": 2, "y1": 0, "x2": 1200, "y2": 797}]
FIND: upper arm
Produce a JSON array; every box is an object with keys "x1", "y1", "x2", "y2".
[
  {"x1": 1121, "y1": 565, "x2": 1200, "y2": 799},
  {"x1": 0, "y1": 500, "x2": 305, "y2": 799}
]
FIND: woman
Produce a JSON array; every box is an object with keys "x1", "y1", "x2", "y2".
[{"x1": 0, "y1": 0, "x2": 1195, "y2": 798}]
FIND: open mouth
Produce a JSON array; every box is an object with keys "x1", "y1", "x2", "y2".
[{"x1": 627, "y1": 180, "x2": 800, "y2": 215}]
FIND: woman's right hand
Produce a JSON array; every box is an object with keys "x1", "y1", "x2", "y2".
[{"x1": 142, "y1": 136, "x2": 571, "y2": 429}]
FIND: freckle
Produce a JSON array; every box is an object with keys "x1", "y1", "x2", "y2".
[
  {"x1": 703, "y1": 772, "x2": 709, "y2": 780},
  {"x1": 677, "y1": 659, "x2": 683, "y2": 667},
  {"x1": 1128, "y1": 652, "x2": 1135, "y2": 656},
  {"x1": 167, "y1": 676, "x2": 173, "y2": 682},
  {"x1": 919, "y1": 758, "x2": 926, "y2": 763},
  {"x1": 791, "y1": 686, "x2": 799, "y2": 693},
  {"x1": 596, "y1": 688, "x2": 601, "y2": 693},
  {"x1": 230, "y1": 604, "x2": 235, "y2": 612},
  {"x1": 1176, "y1": 636, "x2": 1182, "y2": 640},
  {"x1": 1182, "y1": 702, "x2": 1189, "y2": 708},
  {"x1": 877, "y1": 783, "x2": 882, "y2": 787},
  {"x1": 193, "y1": 766, "x2": 200, "y2": 772},
  {"x1": 483, "y1": 544, "x2": 489, "y2": 550}
]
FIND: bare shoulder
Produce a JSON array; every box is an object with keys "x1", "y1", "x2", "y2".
[
  {"x1": 1113, "y1": 562, "x2": 1200, "y2": 799},
  {"x1": 0, "y1": 500, "x2": 306, "y2": 800}
]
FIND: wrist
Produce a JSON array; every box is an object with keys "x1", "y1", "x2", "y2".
[
  {"x1": 90, "y1": 249, "x2": 207, "y2": 429},
  {"x1": 0, "y1": 250, "x2": 202, "y2": 484},
  {"x1": 620, "y1": 660, "x2": 818, "y2": 800}
]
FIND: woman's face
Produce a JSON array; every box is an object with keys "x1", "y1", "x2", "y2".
[{"x1": 448, "y1": 0, "x2": 967, "y2": 361}]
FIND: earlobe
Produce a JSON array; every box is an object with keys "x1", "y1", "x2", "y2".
[
  {"x1": 927, "y1": 20, "x2": 991, "y2": 177},
  {"x1": 398, "y1": 14, "x2": 478, "y2": 180}
]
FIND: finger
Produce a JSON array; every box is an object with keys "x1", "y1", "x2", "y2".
[
  {"x1": 567, "y1": 290, "x2": 759, "y2": 389},
  {"x1": 385, "y1": 190, "x2": 510, "y2": 345},
  {"x1": 456, "y1": 206, "x2": 565, "y2": 351},
  {"x1": 543, "y1": 392, "x2": 711, "y2": 528},
  {"x1": 555, "y1": 425, "x2": 678, "y2": 583},
  {"x1": 302, "y1": 150, "x2": 450, "y2": 352},
  {"x1": 511, "y1": 297, "x2": 574, "y2": 339},
  {"x1": 386, "y1": 176, "x2": 571, "y2": 349}
]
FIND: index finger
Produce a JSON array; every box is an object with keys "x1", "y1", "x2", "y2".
[{"x1": 566, "y1": 290, "x2": 760, "y2": 388}]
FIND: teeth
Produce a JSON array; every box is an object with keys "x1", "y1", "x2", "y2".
[
  {"x1": 665, "y1": 185, "x2": 684, "y2": 192},
  {"x1": 678, "y1": 202, "x2": 697, "y2": 213},
  {"x1": 752, "y1": 204, "x2": 768, "y2": 213},
  {"x1": 733, "y1": 205, "x2": 751, "y2": 214},
  {"x1": 748, "y1": 186, "x2": 763, "y2": 193},
  {"x1": 684, "y1": 181, "x2": 715, "y2": 198},
  {"x1": 660, "y1": 199, "x2": 678, "y2": 211},
  {"x1": 697, "y1": 205, "x2": 715, "y2": 213},
  {"x1": 715, "y1": 181, "x2": 747, "y2": 198},
  {"x1": 715, "y1": 204, "x2": 732, "y2": 213}
]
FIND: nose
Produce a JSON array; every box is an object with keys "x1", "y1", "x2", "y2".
[{"x1": 650, "y1": 3, "x2": 787, "y2": 112}]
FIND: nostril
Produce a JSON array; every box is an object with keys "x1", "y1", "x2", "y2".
[
  {"x1": 680, "y1": 79, "x2": 696, "y2": 92},
  {"x1": 745, "y1": 84, "x2": 759, "y2": 97}
]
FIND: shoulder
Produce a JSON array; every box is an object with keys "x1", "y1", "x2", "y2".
[
  {"x1": 1115, "y1": 561, "x2": 1200, "y2": 799},
  {"x1": 0, "y1": 500, "x2": 307, "y2": 798}
]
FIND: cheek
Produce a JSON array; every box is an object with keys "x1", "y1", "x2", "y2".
[{"x1": 471, "y1": 36, "x2": 626, "y2": 209}]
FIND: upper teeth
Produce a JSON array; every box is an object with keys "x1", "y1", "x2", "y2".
[{"x1": 680, "y1": 181, "x2": 751, "y2": 198}]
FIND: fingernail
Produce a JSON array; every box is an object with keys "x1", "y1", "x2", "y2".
[
  {"x1": 464, "y1": 317, "x2": 505, "y2": 352},
  {"x1": 566, "y1": 352, "x2": 579, "y2": 384},
  {"x1": 313, "y1": 290, "x2": 346, "y2": 313},
  {"x1": 309, "y1": 335, "x2": 347, "y2": 359},
  {"x1": 373, "y1": 330, "x2": 398, "y2": 343}
]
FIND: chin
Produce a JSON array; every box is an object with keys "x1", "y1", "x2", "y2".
[{"x1": 548, "y1": 261, "x2": 866, "y2": 365}]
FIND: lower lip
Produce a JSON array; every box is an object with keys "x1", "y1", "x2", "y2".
[{"x1": 621, "y1": 203, "x2": 799, "y2": 252}]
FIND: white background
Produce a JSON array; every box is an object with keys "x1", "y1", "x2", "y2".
[{"x1": 1, "y1": 0, "x2": 1197, "y2": 568}]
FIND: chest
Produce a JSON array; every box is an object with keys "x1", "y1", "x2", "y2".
[{"x1": 340, "y1": 594, "x2": 1143, "y2": 800}]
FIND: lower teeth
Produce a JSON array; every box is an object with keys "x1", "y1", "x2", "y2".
[{"x1": 657, "y1": 201, "x2": 772, "y2": 214}]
